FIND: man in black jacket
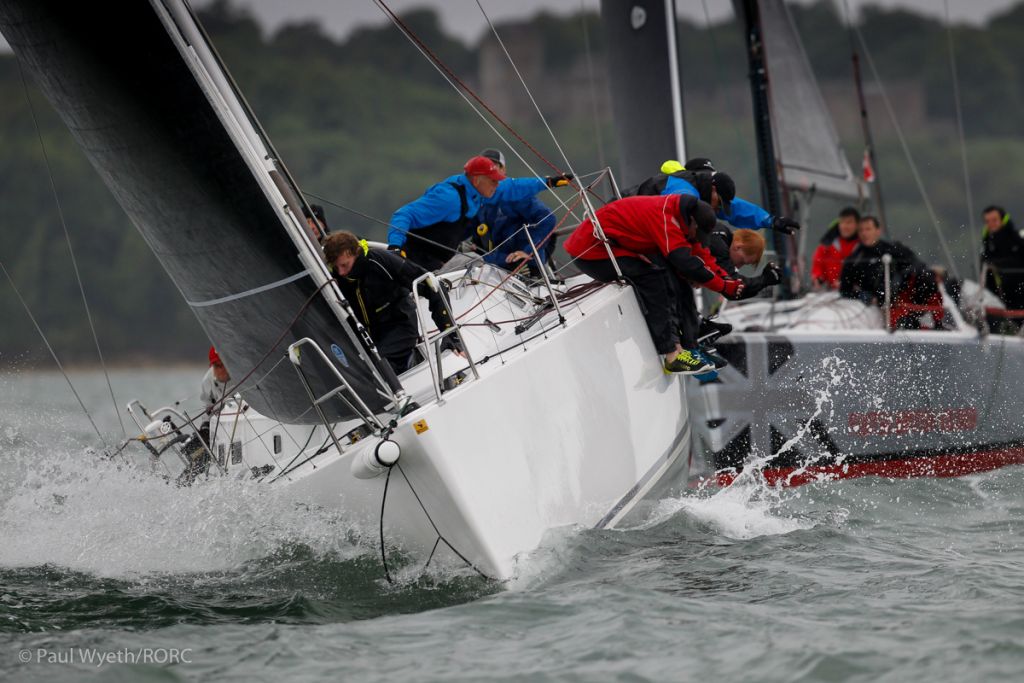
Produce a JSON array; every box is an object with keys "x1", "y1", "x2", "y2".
[
  {"x1": 323, "y1": 232, "x2": 462, "y2": 374},
  {"x1": 980, "y1": 205, "x2": 1024, "y2": 310},
  {"x1": 839, "y1": 216, "x2": 938, "y2": 328}
]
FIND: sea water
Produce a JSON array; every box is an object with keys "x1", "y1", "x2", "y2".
[{"x1": 1, "y1": 368, "x2": 1022, "y2": 682}]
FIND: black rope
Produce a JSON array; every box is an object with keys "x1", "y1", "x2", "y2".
[
  {"x1": 396, "y1": 464, "x2": 489, "y2": 579},
  {"x1": 380, "y1": 466, "x2": 394, "y2": 584}
]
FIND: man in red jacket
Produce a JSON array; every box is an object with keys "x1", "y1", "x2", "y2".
[
  {"x1": 564, "y1": 194, "x2": 745, "y2": 374},
  {"x1": 811, "y1": 206, "x2": 861, "y2": 289}
]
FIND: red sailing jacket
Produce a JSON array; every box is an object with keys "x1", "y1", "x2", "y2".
[
  {"x1": 564, "y1": 195, "x2": 730, "y2": 290},
  {"x1": 811, "y1": 224, "x2": 859, "y2": 288}
]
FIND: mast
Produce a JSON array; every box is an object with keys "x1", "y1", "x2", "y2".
[
  {"x1": 851, "y1": 44, "x2": 888, "y2": 228},
  {"x1": 664, "y1": 0, "x2": 687, "y2": 163},
  {"x1": 735, "y1": 0, "x2": 791, "y2": 295}
]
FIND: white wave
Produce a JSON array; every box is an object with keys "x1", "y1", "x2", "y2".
[{"x1": 0, "y1": 444, "x2": 369, "y2": 578}]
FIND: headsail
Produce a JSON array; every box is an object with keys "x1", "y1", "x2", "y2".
[
  {"x1": 0, "y1": 0, "x2": 391, "y2": 424},
  {"x1": 756, "y1": 0, "x2": 861, "y2": 200}
]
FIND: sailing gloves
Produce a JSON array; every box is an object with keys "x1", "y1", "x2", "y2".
[
  {"x1": 546, "y1": 173, "x2": 574, "y2": 188},
  {"x1": 771, "y1": 215, "x2": 801, "y2": 234},
  {"x1": 387, "y1": 244, "x2": 406, "y2": 258},
  {"x1": 720, "y1": 278, "x2": 745, "y2": 300},
  {"x1": 762, "y1": 262, "x2": 782, "y2": 286},
  {"x1": 440, "y1": 332, "x2": 464, "y2": 355}
]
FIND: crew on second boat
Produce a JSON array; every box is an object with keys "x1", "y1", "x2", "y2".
[
  {"x1": 980, "y1": 204, "x2": 1024, "y2": 311},
  {"x1": 811, "y1": 206, "x2": 861, "y2": 290},
  {"x1": 563, "y1": 194, "x2": 745, "y2": 375},
  {"x1": 324, "y1": 231, "x2": 462, "y2": 374},
  {"x1": 839, "y1": 215, "x2": 942, "y2": 329}
]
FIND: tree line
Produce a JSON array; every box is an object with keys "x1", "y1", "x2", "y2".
[{"x1": 1, "y1": 0, "x2": 1022, "y2": 364}]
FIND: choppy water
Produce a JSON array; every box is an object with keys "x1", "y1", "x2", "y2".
[{"x1": 1, "y1": 369, "x2": 1022, "y2": 682}]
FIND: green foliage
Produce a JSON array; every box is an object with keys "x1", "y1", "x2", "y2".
[{"x1": 2, "y1": 1, "x2": 1023, "y2": 363}]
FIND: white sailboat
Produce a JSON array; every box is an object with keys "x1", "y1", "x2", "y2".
[{"x1": 0, "y1": 0, "x2": 694, "y2": 580}]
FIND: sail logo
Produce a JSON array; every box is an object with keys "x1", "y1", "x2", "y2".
[
  {"x1": 330, "y1": 343, "x2": 350, "y2": 368},
  {"x1": 630, "y1": 6, "x2": 646, "y2": 30}
]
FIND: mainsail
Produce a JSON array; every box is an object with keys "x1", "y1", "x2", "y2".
[
  {"x1": 600, "y1": 0, "x2": 686, "y2": 188},
  {"x1": 756, "y1": 0, "x2": 861, "y2": 200},
  {"x1": 0, "y1": 0, "x2": 391, "y2": 424}
]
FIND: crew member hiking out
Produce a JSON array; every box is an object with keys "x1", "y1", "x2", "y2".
[
  {"x1": 623, "y1": 158, "x2": 801, "y2": 235},
  {"x1": 324, "y1": 231, "x2": 463, "y2": 374},
  {"x1": 563, "y1": 194, "x2": 745, "y2": 375},
  {"x1": 707, "y1": 226, "x2": 782, "y2": 298}
]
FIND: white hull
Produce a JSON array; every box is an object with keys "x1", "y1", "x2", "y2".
[{"x1": 205, "y1": 276, "x2": 692, "y2": 579}]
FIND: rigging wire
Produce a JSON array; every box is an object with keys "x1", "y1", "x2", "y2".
[
  {"x1": 1, "y1": 261, "x2": 110, "y2": 451},
  {"x1": 471, "y1": 0, "x2": 611, "y2": 250},
  {"x1": 943, "y1": 0, "x2": 980, "y2": 282},
  {"x1": 473, "y1": 0, "x2": 576, "y2": 178},
  {"x1": 16, "y1": 60, "x2": 127, "y2": 439},
  {"x1": 849, "y1": 21, "x2": 961, "y2": 280},
  {"x1": 369, "y1": 0, "x2": 586, "y2": 226}
]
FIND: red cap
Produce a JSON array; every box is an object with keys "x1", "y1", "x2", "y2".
[
  {"x1": 464, "y1": 155, "x2": 506, "y2": 182},
  {"x1": 209, "y1": 346, "x2": 221, "y2": 366}
]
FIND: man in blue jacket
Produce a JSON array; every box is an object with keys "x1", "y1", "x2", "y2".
[
  {"x1": 387, "y1": 155, "x2": 503, "y2": 271},
  {"x1": 474, "y1": 147, "x2": 570, "y2": 272},
  {"x1": 624, "y1": 159, "x2": 800, "y2": 234}
]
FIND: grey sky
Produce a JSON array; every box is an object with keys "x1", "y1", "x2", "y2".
[
  {"x1": 196, "y1": 0, "x2": 1017, "y2": 44},
  {"x1": 0, "y1": 1, "x2": 1017, "y2": 52}
]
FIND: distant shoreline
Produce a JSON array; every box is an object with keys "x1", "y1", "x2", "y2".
[{"x1": 0, "y1": 362, "x2": 207, "y2": 373}]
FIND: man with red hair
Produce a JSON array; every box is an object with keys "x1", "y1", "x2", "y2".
[{"x1": 564, "y1": 194, "x2": 744, "y2": 374}]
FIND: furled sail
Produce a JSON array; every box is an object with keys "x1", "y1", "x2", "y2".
[
  {"x1": 756, "y1": 0, "x2": 861, "y2": 200},
  {"x1": 600, "y1": 0, "x2": 686, "y2": 188},
  {"x1": 0, "y1": 0, "x2": 391, "y2": 424}
]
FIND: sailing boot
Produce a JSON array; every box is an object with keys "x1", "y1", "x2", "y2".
[
  {"x1": 695, "y1": 369, "x2": 720, "y2": 384},
  {"x1": 696, "y1": 346, "x2": 729, "y2": 370},
  {"x1": 697, "y1": 317, "x2": 733, "y2": 346},
  {"x1": 664, "y1": 349, "x2": 715, "y2": 375}
]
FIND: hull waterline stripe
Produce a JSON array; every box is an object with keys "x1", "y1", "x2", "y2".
[
  {"x1": 594, "y1": 421, "x2": 691, "y2": 530},
  {"x1": 713, "y1": 444, "x2": 1024, "y2": 488},
  {"x1": 186, "y1": 270, "x2": 310, "y2": 307}
]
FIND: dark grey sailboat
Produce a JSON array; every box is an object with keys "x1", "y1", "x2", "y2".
[{"x1": 602, "y1": 0, "x2": 1024, "y2": 486}]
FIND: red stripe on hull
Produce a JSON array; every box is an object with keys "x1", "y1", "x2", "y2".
[{"x1": 713, "y1": 446, "x2": 1024, "y2": 488}]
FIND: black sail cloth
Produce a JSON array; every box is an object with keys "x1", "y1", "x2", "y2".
[{"x1": 0, "y1": 0, "x2": 388, "y2": 423}]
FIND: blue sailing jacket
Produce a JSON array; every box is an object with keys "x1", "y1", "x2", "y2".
[
  {"x1": 662, "y1": 175, "x2": 772, "y2": 230},
  {"x1": 477, "y1": 177, "x2": 556, "y2": 266},
  {"x1": 388, "y1": 174, "x2": 483, "y2": 249}
]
